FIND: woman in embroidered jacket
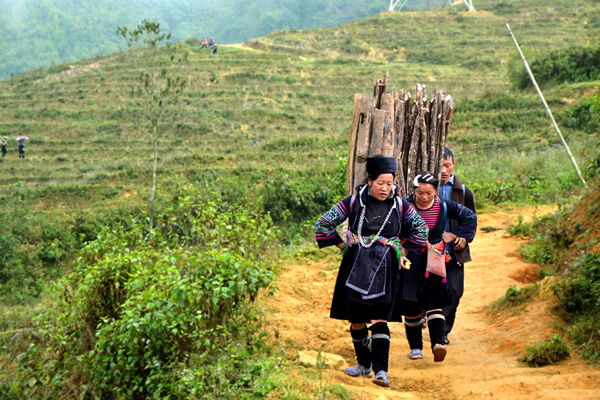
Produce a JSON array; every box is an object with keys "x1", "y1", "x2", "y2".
[
  {"x1": 402, "y1": 172, "x2": 477, "y2": 362},
  {"x1": 315, "y1": 156, "x2": 428, "y2": 388}
]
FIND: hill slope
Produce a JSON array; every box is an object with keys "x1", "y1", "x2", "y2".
[
  {"x1": 1, "y1": 0, "x2": 456, "y2": 79},
  {"x1": 0, "y1": 0, "x2": 598, "y2": 302}
]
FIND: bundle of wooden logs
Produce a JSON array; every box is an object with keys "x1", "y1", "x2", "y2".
[{"x1": 346, "y1": 74, "x2": 454, "y2": 197}]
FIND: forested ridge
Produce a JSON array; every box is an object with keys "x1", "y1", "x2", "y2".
[{"x1": 0, "y1": 0, "x2": 452, "y2": 79}]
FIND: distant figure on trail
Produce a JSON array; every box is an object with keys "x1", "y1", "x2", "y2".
[
  {"x1": 401, "y1": 172, "x2": 477, "y2": 362},
  {"x1": 210, "y1": 42, "x2": 217, "y2": 55},
  {"x1": 209, "y1": 39, "x2": 215, "y2": 48},
  {"x1": 439, "y1": 148, "x2": 476, "y2": 345},
  {"x1": 201, "y1": 39, "x2": 208, "y2": 49},
  {"x1": 17, "y1": 138, "x2": 25, "y2": 159},
  {"x1": 314, "y1": 155, "x2": 428, "y2": 388},
  {"x1": 1, "y1": 137, "x2": 7, "y2": 157}
]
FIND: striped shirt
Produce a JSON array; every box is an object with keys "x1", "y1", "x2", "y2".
[{"x1": 414, "y1": 197, "x2": 442, "y2": 230}]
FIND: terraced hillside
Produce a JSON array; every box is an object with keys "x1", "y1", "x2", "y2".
[
  {"x1": 1, "y1": 0, "x2": 598, "y2": 216},
  {"x1": 0, "y1": 0, "x2": 598, "y2": 253}
]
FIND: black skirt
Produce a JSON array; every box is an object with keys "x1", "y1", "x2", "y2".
[
  {"x1": 329, "y1": 245, "x2": 403, "y2": 323},
  {"x1": 398, "y1": 249, "x2": 451, "y2": 316}
]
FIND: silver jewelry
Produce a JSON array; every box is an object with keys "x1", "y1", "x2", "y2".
[{"x1": 356, "y1": 197, "x2": 396, "y2": 248}]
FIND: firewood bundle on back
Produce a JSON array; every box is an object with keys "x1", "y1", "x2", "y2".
[{"x1": 346, "y1": 74, "x2": 454, "y2": 197}]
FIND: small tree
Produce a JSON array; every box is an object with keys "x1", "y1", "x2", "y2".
[{"x1": 117, "y1": 19, "x2": 187, "y2": 229}]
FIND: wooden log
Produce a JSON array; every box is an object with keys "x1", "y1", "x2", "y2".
[
  {"x1": 346, "y1": 94, "x2": 363, "y2": 195},
  {"x1": 428, "y1": 91, "x2": 441, "y2": 172},
  {"x1": 380, "y1": 93, "x2": 395, "y2": 157},
  {"x1": 419, "y1": 96, "x2": 429, "y2": 172},
  {"x1": 405, "y1": 84, "x2": 424, "y2": 196},
  {"x1": 373, "y1": 72, "x2": 388, "y2": 109},
  {"x1": 436, "y1": 94, "x2": 454, "y2": 181},
  {"x1": 394, "y1": 90, "x2": 409, "y2": 194},
  {"x1": 370, "y1": 108, "x2": 387, "y2": 156},
  {"x1": 352, "y1": 95, "x2": 375, "y2": 189}
]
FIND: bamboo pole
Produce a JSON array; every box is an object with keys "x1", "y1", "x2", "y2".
[{"x1": 506, "y1": 23, "x2": 587, "y2": 188}]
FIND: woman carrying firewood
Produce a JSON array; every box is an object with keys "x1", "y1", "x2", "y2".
[
  {"x1": 314, "y1": 155, "x2": 428, "y2": 387},
  {"x1": 401, "y1": 172, "x2": 477, "y2": 362}
]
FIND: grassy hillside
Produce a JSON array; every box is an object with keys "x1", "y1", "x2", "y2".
[{"x1": 0, "y1": 0, "x2": 598, "y2": 304}]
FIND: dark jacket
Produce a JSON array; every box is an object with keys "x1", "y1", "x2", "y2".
[{"x1": 448, "y1": 175, "x2": 476, "y2": 264}]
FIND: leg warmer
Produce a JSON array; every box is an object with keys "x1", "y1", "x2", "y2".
[
  {"x1": 369, "y1": 322, "x2": 391, "y2": 373},
  {"x1": 350, "y1": 326, "x2": 371, "y2": 369},
  {"x1": 426, "y1": 310, "x2": 446, "y2": 351},
  {"x1": 404, "y1": 316, "x2": 423, "y2": 350}
]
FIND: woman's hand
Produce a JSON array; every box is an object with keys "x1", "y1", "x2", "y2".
[
  {"x1": 454, "y1": 237, "x2": 467, "y2": 251},
  {"x1": 442, "y1": 232, "x2": 457, "y2": 244},
  {"x1": 400, "y1": 256, "x2": 411, "y2": 270},
  {"x1": 336, "y1": 242, "x2": 346, "y2": 250}
]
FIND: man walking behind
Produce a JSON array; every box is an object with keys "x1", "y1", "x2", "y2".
[{"x1": 439, "y1": 148, "x2": 476, "y2": 344}]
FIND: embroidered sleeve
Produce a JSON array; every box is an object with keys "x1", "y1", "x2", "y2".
[
  {"x1": 449, "y1": 202, "x2": 477, "y2": 242},
  {"x1": 401, "y1": 199, "x2": 428, "y2": 248},
  {"x1": 314, "y1": 196, "x2": 351, "y2": 248}
]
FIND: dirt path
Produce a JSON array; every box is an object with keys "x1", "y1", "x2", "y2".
[{"x1": 265, "y1": 207, "x2": 600, "y2": 399}]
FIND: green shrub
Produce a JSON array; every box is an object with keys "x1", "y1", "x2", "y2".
[
  {"x1": 488, "y1": 284, "x2": 538, "y2": 315},
  {"x1": 510, "y1": 45, "x2": 600, "y2": 89},
  {"x1": 554, "y1": 252, "x2": 600, "y2": 315},
  {"x1": 507, "y1": 215, "x2": 533, "y2": 236},
  {"x1": 560, "y1": 96, "x2": 600, "y2": 134},
  {"x1": 15, "y1": 188, "x2": 280, "y2": 399},
  {"x1": 519, "y1": 334, "x2": 570, "y2": 367}
]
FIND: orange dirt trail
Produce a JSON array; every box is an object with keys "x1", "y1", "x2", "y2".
[{"x1": 265, "y1": 207, "x2": 600, "y2": 399}]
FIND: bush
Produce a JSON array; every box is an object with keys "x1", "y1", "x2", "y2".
[
  {"x1": 488, "y1": 284, "x2": 538, "y2": 315},
  {"x1": 15, "y1": 188, "x2": 280, "y2": 399},
  {"x1": 554, "y1": 252, "x2": 600, "y2": 315},
  {"x1": 560, "y1": 96, "x2": 600, "y2": 134},
  {"x1": 510, "y1": 45, "x2": 600, "y2": 89},
  {"x1": 519, "y1": 334, "x2": 570, "y2": 367}
]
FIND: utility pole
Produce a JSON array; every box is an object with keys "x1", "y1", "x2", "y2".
[
  {"x1": 506, "y1": 23, "x2": 587, "y2": 188},
  {"x1": 388, "y1": 0, "x2": 408, "y2": 11}
]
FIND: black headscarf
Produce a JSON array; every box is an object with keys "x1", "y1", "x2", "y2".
[{"x1": 366, "y1": 156, "x2": 397, "y2": 180}]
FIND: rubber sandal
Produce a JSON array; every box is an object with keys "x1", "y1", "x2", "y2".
[
  {"x1": 344, "y1": 364, "x2": 372, "y2": 378},
  {"x1": 444, "y1": 336, "x2": 450, "y2": 345},
  {"x1": 372, "y1": 370, "x2": 390, "y2": 387},
  {"x1": 409, "y1": 349, "x2": 424, "y2": 360},
  {"x1": 433, "y1": 343, "x2": 447, "y2": 362}
]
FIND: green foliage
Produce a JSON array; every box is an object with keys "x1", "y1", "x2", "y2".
[
  {"x1": 510, "y1": 45, "x2": 600, "y2": 89},
  {"x1": 516, "y1": 211, "x2": 573, "y2": 267},
  {"x1": 519, "y1": 334, "x2": 570, "y2": 367},
  {"x1": 560, "y1": 96, "x2": 600, "y2": 134},
  {"x1": 14, "y1": 188, "x2": 280, "y2": 399},
  {"x1": 554, "y1": 252, "x2": 600, "y2": 315},
  {"x1": 585, "y1": 88, "x2": 600, "y2": 178},
  {"x1": 507, "y1": 215, "x2": 534, "y2": 236},
  {"x1": 488, "y1": 284, "x2": 538, "y2": 315}
]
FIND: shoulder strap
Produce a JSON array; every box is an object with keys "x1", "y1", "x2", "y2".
[
  {"x1": 443, "y1": 201, "x2": 447, "y2": 226},
  {"x1": 462, "y1": 184, "x2": 466, "y2": 202}
]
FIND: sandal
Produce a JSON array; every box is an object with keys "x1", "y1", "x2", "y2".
[
  {"x1": 372, "y1": 370, "x2": 390, "y2": 387},
  {"x1": 344, "y1": 364, "x2": 372, "y2": 378},
  {"x1": 433, "y1": 343, "x2": 447, "y2": 362},
  {"x1": 409, "y1": 349, "x2": 424, "y2": 360}
]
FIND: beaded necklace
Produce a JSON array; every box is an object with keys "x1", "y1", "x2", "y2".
[{"x1": 356, "y1": 187, "x2": 396, "y2": 248}]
